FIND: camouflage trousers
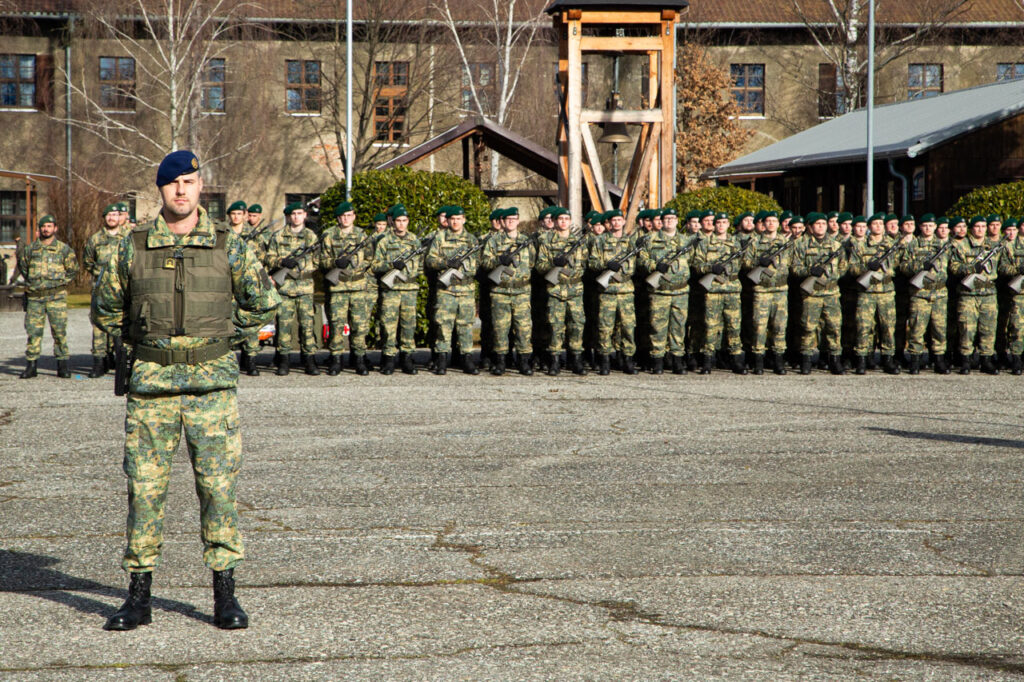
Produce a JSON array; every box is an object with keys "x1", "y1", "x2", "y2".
[
  {"x1": 907, "y1": 291, "x2": 948, "y2": 354},
  {"x1": 855, "y1": 291, "x2": 895, "y2": 355},
  {"x1": 276, "y1": 294, "x2": 318, "y2": 354},
  {"x1": 327, "y1": 290, "x2": 369, "y2": 356},
  {"x1": 25, "y1": 295, "x2": 68, "y2": 361},
  {"x1": 648, "y1": 291, "x2": 687, "y2": 358},
  {"x1": 379, "y1": 288, "x2": 418, "y2": 354},
  {"x1": 702, "y1": 291, "x2": 742, "y2": 354},
  {"x1": 958, "y1": 294, "x2": 997, "y2": 356},
  {"x1": 547, "y1": 294, "x2": 585, "y2": 353},
  {"x1": 751, "y1": 289, "x2": 788, "y2": 354},
  {"x1": 92, "y1": 323, "x2": 116, "y2": 357},
  {"x1": 121, "y1": 388, "x2": 243, "y2": 572},
  {"x1": 597, "y1": 291, "x2": 635, "y2": 355},
  {"x1": 800, "y1": 293, "x2": 842, "y2": 353},
  {"x1": 492, "y1": 291, "x2": 532, "y2": 354},
  {"x1": 1006, "y1": 294, "x2": 1024, "y2": 355},
  {"x1": 238, "y1": 327, "x2": 260, "y2": 354},
  {"x1": 434, "y1": 289, "x2": 475, "y2": 354}
]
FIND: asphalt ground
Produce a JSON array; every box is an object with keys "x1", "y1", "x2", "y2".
[{"x1": 1, "y1": 309, "x2": 1023, "y2": 680}]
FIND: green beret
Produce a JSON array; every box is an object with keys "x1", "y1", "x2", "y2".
[
  {"x1": 827, "y1": 211, "x2": 839, "y2": 219},
  {"x1": 434, "y1": 205, "x2": 449, "y2": 217},
  {"x1": 584, "y1": 210, "x2": 600, "y2": 222},
  {"x1": 701, "y1": 210, "x2": 715, "y2": 219},
  {"x1": 550, "y1": 207, "x2": 568, "y2": 218},
  {"x1": 661, "y1": 207, "x2": 678, "y2": 217},
  {"x1": 885, "y1": 213, "x2": 898, "y2": 222},
  {"x1": 838, "y1": 212, "x2": 853, "y2": 223},
  {"x1": 869, "y1": 212, "x2": 886, "y2": 223},
  {"x1": 780, "y1": 210, "x2": 793, "y2": 221},
  {"x1": 970, "y1": 215, "x2": 987, "y2": 226},
  {"x1": 763, "y1": 210, "x2": 779, "y2": 219},
  {"x1": 227, "y1": 200, "x2": 247, "y2": 213},
  {"x1": 606, "y1": 209, "x2": 623, "y2": 219},
  {"x1": 37, "y1": 213, "x2": 55, "y2": 227},
  {"x1": 489, "y1": 209, "x2": 503, "y2": 221},
  {"x1": 538, "y1": 207, "x2": 554, "y2": 219},
  {"x1": 806, "y1": 212, "x2": 826, "y2": 224},
  {"x1": 1004, "y1": 218, "x2": 1019, "y2": 229},
  {"x1": 447, "y1": 205, "x2": 465, "y2": 217},
  {"x1": 390, "y1": 204, "x2": 408, "y2": 218},
  {"x1": 639, "y1": 209, "x2": 653, "y2": 220},
  {"x1": 853, "y1": 215, "x2": 867, "y2": 224},
  {"x1": 738, "y1": 211, "x2": 753, "y2": 221},
  {"x1": 789, "y1": 215, "x2": 805, "y2": 225},
  {"x1": 373, "y1": 212, "x2": 387, "y2": 223},
  {"x1": 753, "y1": 210, "x2": 767, "y2": 222},
  {"x1": 247, "y1": 204, "x2": 262, "y2": 213},
  {"x1": 919, "y1": 213, "x2": 936, "y2": 223},
  {"x1": 103, "y1": 203, "x2": 119, "y2": 216},
  {"x1": 951, "y1": 216, "x2": 966, "y2": 226},
  {"x1": 116, "y1": 202, "x2": 129, "y2": 212},
  {"x1": 283, "y1": 202, "x2": 303, "y2": 216},
  {"x1": 504, "y1": 207, "x2": 519, "y2": 217},
  {"x1": 714, "y1": 211, "x2": 729, "y2": 221},
  {"x1": 900, "y1": 214, "x2": 915, "y2": 223},
  {"x1": 334, "y1": 201, "x2": 353, "y2": 216},
  {"x1": 936, "y1": 216, "x2": 949, "y2": 225},
  {"x1": 987, "y1": 214, "x2": 1002, "y2": 223}
]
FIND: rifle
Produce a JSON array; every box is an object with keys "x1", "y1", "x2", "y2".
[
  {"x1": 645, "y1": 236, "x2": 702, "y2": 290},
  {"x1": 543, "y1": 225, "x2": 590, "y2": 286},
  {"x1": 379, "y1": 236, "x2": 434, "y2": 290},
  {"x1": 487, "y1": 234, "x2": 536, "y2": 285},
  {"x1": 746, "y1": 238, "x2": 794, "y2": 285},
  {"x1": 113, "y1": 335, "x2": 132, "y2": 397},
  {"x1": 799, "y1": 241, "x2": 850, "y2": 294},
  {"x1": 271, "y1": 234, "x2": 326, "y2": 287},
  {"x1": 961, "y1": 242, "x2": 1005, "y2": 291},
  {"x1": 324, "y1": 232, "x2": 375, "y2": 286},
  {"x1": 595, "y1": 234, "x2": 650, "y2": 289},
  {"x1": 909, "y1": 240, "x2": 953, "y2": 290},
  {"x1": 438, "y1": 239, "x2": 486, "y2": 288},
  {"x1": 855, "y1": 238, "x2": 905, "y2": 290},
  {"x1": 697, "y1": 246, "x2": 744, "y2": 291},
  {"x1": 243, "y1": 221, "x2": 271, "y2": 243}
]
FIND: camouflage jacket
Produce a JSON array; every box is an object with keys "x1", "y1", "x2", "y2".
[
  {"x1": 998, "y1": 236, "x2": 1024, "y2": 282},
  {"x1": 587, "y1": 231, "x2": 640, "y2": 294},
  {"x1": 536, "y1": 229, "x2": 589, "y2": 299},
  {"x1": 91, "y1": 207, "x2": 281, "y2": 395},
  {"x1": 950, "y1": 234, "x2": 1002, "y2": 296},
  {"x1": 264, "y1": 226, "x2": 319, "y2": 297},
  {"x1": 901, "y1": 235, "x2": 952, "y2": 292},
  {"x1": 319, "y1": 227, "x2": 373, "y2": 293},
  {"x1": 426, "y1": 228, "x2": 479, "y2": 296},
  {"x1": 481, "y1": 231, "x2": 536, "y2": 294},
  {"x1": 849, "y1": 235, "x2": 905, "y2": 294},
  {"x1": 639, "y1": 230, "x2": 697, "y2": 294},
  {"x1": 741, "y1": 233, "x2": 794, "y2": 292},
  {"x1": 372, "y1": 231, "x2": 423, "y2": 292},
  {"x1": 17, "y1": 238, "x2": 78, "y2": 298},
  {"x1": 83, "y1": 225, "x2": 128, "y2": 279},
  {"x1": 693, "y1": 234, "x2": 745, "y2": 294},
  {"x1": 791, "y1": 233, "x2": 848, "y2": 296}
]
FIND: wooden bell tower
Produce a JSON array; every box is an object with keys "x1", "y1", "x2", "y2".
[{"x1": 547, "y1": 0, "x2": 688, "y2": 225}]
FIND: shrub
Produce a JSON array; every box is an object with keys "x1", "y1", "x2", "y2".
[
  {"x1": 665, "y1": 185, "x2": 782, "y2": 217},
  {"x1": 946, "y1": 181, "x2": 1024, "y2": 219}
]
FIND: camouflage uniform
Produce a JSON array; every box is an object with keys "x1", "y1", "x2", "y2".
[
  {"x1": 950, "y1": 234, "x2": 1001, "y2": 360},
  {"x1": 91, "y1": 208, "x2": 281, "y2": 572},
  {"x1": 742, "y1": 233, "x2": 793, "y2": 357},
  {"x1": 901, "y1": 235, "x2": 951, "y2": 360},
  {"x1": 481, "y1": 231, "x2": 536, "y2": 355},
  {"x1": 371, "y1": 230, "x2": 422, "y2": 355},
  {"x1": 18, "y1": 237, "x2": 78, "y2": 362},
  {"x1": 588, "y1": 232, "x2": 638, "y2": 358},
  {"x1": 264, "y1": 227, "x2": 320, "y2": 355},
  {"x1": 692, "y1": 234, "x2": 745, "y2": 358},
  {"x1": 848, "y1": 235, "x2": 902, "y2": 359},
  {"x1": 536, "y1": 230, "x2": 588, "y2": 355},
  {"x1": 84, "y1": 225, "x2": 128, "y2": 358},
  {"x1": 791, "y1": 234, "x2": 848, "y2": 363},
  {"x1": 426, "y1": 229, "x2": 479, "y2": 355},
  {"x1": 320, "y1": 227, "x2": 373, "y2": 359},
  {"x1": 639, "y1": 231, "x2": 695, "y2": 360},
  {"x1": 999, "y1": 236, "x2": 1024, "y2": 371},
  {"x1": 476, "y1": 230, "x2": 499, "y2": 364}
]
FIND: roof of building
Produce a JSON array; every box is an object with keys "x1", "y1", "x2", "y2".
[
  {"x1": 544, "y1": 0, "x2": 690, "y2": 14},
  {"x1": 708, "y1": 77, "x2": 1024, "y2": 179}
]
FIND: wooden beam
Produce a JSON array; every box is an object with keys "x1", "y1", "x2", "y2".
[
  {"x1": 627, "y1": 123, "x2": 660, "y2": 228},
  {"x1": 647, "y1": 52, "x2": 659, "y2": 208},
  {"x1": 580, "y1": 108, "x2": 663, "y2": 124},
  {"x1": 473, "y1": 133, "x2": 483, "y2": 187},
  {"x1": 580, "y1": 156, "x2": 603, "y2": 214},
  {"x1": 620, "y1": 122, "x2": 653, "y2": 211},
  {"x1": 567, "y1": 16, "x2": 583, "y2": 223},
  {"x1": 659, "y1": 20, "x2": 677, "y2": 206},
  {"x1": 557, "y1": 24, "x2": 569, "y2": 209},
  {"x1": 580, "y1": 122, "x2": 611, "y2": 212},
  {"x1": 562, "y1": 10, "x2": 664, "y2": 24},
  {"x1": 461, "y1": 137, "x2": 470, "y2": 180},
  {"x1": 580, "y1": 36, "x2": 664, "y2": 53}
]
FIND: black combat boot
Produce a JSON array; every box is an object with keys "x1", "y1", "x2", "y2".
[
  {"x1": 981, "y1": 355, "x2": 1000, "y2": 375},
  {"x1": 1013, "y1": 355, "x2": 1023, "y2": 376},
  {"x1": 433, "y1": 351, "x2": 448, "y2": 375},
  {"x1": 104, "y1": 571, "x2": 152, "y2": 631},
  {"x1": 464, "y1": 353, "x2": 479, "y2": 375},
  {"x1": 89, "y1": 355, "x2": 106, "y2": 378},
  {"x1": 699, "y1": 353, "x2": 713, "y2": 375},
  {"x1": 959, "y1": 354, "x2": 971, "y2": 374},
  {"x1": 731, "y1": 354, "x2": 748, "y2": 375},
  {"x1": 303, "y1": 353, "x2": 320, "y2": 376},
  {"x1": 622, "y1": 355, "x2": 638, "y2": 375},
  {"x1": 491, "y1": 355, "x2": 506, "y2": 376},
  {"x1": 105, "y1": 351, "x2": 116, "y2": 372},
  {"x1": 670, "y1": 354, "x2": 686, "y2": 375},
  {"x1": 355, "y1": 354, "x2": 369, "y2": 376},
  {"x1": 773, "y1": 351, "x2": 787, "y2": 375},
  {"x1": 882, "y1": 355, "x2": 900, "y2": 375},
  {"x1": 547, "y1": 352, "x2": 561, "y2": 376},
  {"x1": 56, "y1": 360, "x2": 70, "y2": 378},
  {"x1": 275, "y1": 353, "x2": 290, "y2": 376},
  {"x1": 401, "y1": 352, "x2": 417, "y2": 375},
  {"x1": 381, "y1": 355, "x2": 395, "y2": 375},
  {"x1": 855, "y1": 355, "x2": 867, "y2": 375},
  {"x1": 908, "y1": 354, "x2": 920, "y2": 375},
  {"x1": 243, "y1": 352, "x2": 259, "y2": 376},
  {"x1": 19, "y1": 360, "x2": 37, "y2": 379},
  {"x1": 571, "y1": 351, "x2": 587, "y2": 376},
  {"x1": 799, "y1": 354, "x2": 813, "y2": 375},
  {"x1": 751, "y1": 353, "x2": 764, "y2": 375},
  {"x1": 480, "y1": 353, "x2": 492, "y2": 371},
  {"x1": 650, "y1": 356, "x2": 664, "y2": 375},
  {"x1": 212, "y1": 569, "x2": 248, "y2": 630},
  {"x1": 934, "y1": 354, "x2": 950, "y2": 374},
  {"x1": 326, "y1": 355, "x2": 343, "y2": 376},
  {"x1": 237, "y1": 352, "x2": 244, "y2": 371},
  {"x1": 598, "y1": 353, "x2": 611, "y2": 376},
  {"x1": 686, "y1": 353, "x2": 698, "y2": 372},
  {"x1": 829, "y1": 353, "x2": 845, "y2": 375},
  {"x1": 518, "y1": 353, "x2": 533, "y2": 376}
]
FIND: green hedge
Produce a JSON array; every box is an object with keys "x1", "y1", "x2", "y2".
[
  {"x1": 665, "y1": 185, "x2": 782, "y2": 217},
  {"x1": 946, "y1": 181, "x2": 1024, "y2": 219}
]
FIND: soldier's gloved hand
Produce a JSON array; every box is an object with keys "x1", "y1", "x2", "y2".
[
  {"x1": 810, "y1": 265, "x2": 825, "y2": 277},
  {"x1": 974, "y1": 261, "x2": 987, "y2": 274},
  {"x1": 758, "y1": 255, "x2": 772, "y2": 267},
  {"x1": 867, "y1": 259, "x2": 882, "y2": 271},
  {"x1": 281, "y1": 257, "x2": 299, "y2": 269},
  {"x1": 711, "y1": 263, "x2": 726, "y2": 275},
  {"x1": 924, "y1": 261, "x2": 937, "y2": 271},
  {"x1": 391, "y1": 258, "x2": 406, "y2": 270},
  {"x1": 446, "y1": 257, "x2": 461, "y2": 270},
  {"x1": 334, "y1": 256, "x2": 352, "y2": 269},
  {"x1": 656, "y1": 261, "x2": 670, "y2": 274},
  {"x1": 498, "y1": 254, "x2": 514, "y2": 266},
  {"x1": 553, "y1": 255, "x2": 569, "y2": 267},
  {"x1": 606, "y1": 261, "x2": 622, "y2": 272}
]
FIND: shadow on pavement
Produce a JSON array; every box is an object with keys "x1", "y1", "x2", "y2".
[
  {"x1": 0, "y1": 549, "x2": 210, "y2": 625},
  {"x1": 867, "y1": 427, "x2": 1024, "y2": 450}
]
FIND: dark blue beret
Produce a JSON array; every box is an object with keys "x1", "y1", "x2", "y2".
[{"x1": 156, "y1": 150, "x2": 199, "y2": 187}]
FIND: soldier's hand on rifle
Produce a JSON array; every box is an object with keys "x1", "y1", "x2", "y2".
[
  {"x1": 867, "y1": 259, "x2": 882, "y2": 271},
  {"x1": 606, "y1": 260, "x2": 622, "y2": 272},
  {"x1": 925, "y1": 261, "x2": 937, "y2": 271},
  {"x1": 499, "y1": 254, "x2": 514, "y2": 266},
  {"x1": 446, "y1": 257, "x2": 461, "y2": 270},
  {"x1": 810, "y1": 265, "x2": 825, "y2": 277},
  {"x1": 334, "y1": 256, "x2": 352, "y2": 269},
  {"x1": 974, "y1": 261, "x2": 988, "y2": 274},
  {"x1": 391, "y1": 258, "x2": 406, "y2": 271},
  {"x1": 553, "y1": 255, "x2": 569, "y2": 267},
  {"x1": 656, "y1": 261, "x2": 670, "y2": 274},
  {"x1": 711, "y1": 263, "x2": 726, "y2": 275},
  {"x1": 281, "y1": 257, "x2": 298, "y2": 269},
  {"x1": 758, "y1": 255, "x2": 773, "y2": 267}
]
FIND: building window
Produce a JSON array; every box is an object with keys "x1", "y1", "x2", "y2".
[
  {"x1": 201, "y1": 192, "x2": 226, "y2": 222},
  {"x1": 730, "y1": 64, "x2": 765, "y2": 115},
  {"x1": 908, "y1": 63, "x2": 943, "y2": 100},
  {"x1": 286, "y1": 59, "x2": 321, "y2": 113},
  {"x1": 202, "y1": 58, "x2": 225, "y2": 112},
  {"x1": 463, "y1": 62, "x2": 496, "y2": 114},
  {"x1": 374, "y1": 61, "x2": 408, "y2": 143},
  {"x1": 997, "y1": 63, "x2": 1024, "y2": 82},
  {"x1": 0, "y1": 190, "x2": 34, "y2": 243},
  {"x1": 817, "y1": 64, "x2": 850, "y2": 118},
  {"x1": 99, "y1": 56, "x2": 136, "y2": 110},
  {"x1": 0, "y1": 54, "x2": 35, "y2": 108}
]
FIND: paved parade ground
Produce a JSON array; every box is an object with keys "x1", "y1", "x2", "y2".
[{"x1": 2, "y1": 309, "x2": 1023, "y2": 680}]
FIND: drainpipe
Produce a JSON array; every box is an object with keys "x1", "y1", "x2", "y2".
[
  {"x1": 65, "y1": 16, "x2": 73, "y2": 240},
  {"x1": 887, "y1": 158, "x2": 908, "y2": 215}
]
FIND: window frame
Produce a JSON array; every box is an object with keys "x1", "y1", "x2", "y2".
[
  {"x1": 201, "y1": 57, "x2": 226, "y2": 113},
  {"x1": 99, "y1": 56, "x2": 136, "y2": 111},
  {"x1": 462, "y1": 61, "x2": 496, "y2": 114},
  {"x1": 0, "y1": 54, "x2": 36, "y2": 109},
  {"x1": 373, "y1": 61, "x2": 410, "y2": 144},
  {"x1": 908, "y1": 63, "x2": 943, "y2": 100},
  {"x1": 285, "y1": 59, "x2": 322, "y2": 114},
  {"x1": 0, "y1": 190, "x2": 34, "y2": 243},
  {"x1": 997, "y1": 63, "x2": 1024, "y2": 82},
  {"x1": 201, "y1": 192, "x2": 226, "y2": 222},
  {"x1": 730, "y1": 63, "x2": 766, "y2": 117}
]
